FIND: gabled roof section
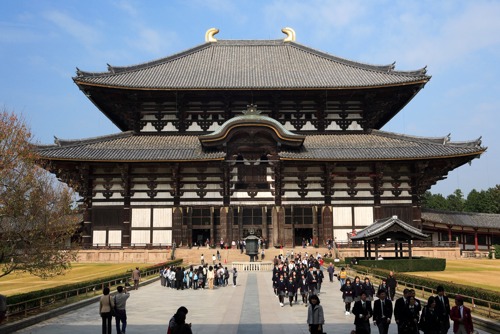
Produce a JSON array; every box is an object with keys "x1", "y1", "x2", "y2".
[
  {"x1": 351, "y1": 216, "x2": 429, "y2": 241},
  {"x1": 74, "y1": 39, "x2": 430, "y2": 90},
  {"x1": 35, "y1": 130, "x2": 485, "y2": 163},
  {"x1": 279, "y1": 130, "x2": 485, "y2": 161},
  {"x1": 422, "y1": 209, "x2": 500, "y2": 230},
  {"x1": 36, "y1": 131, "x2": 225, "y2": 162},
  {"x1": 199, "y1": 105, "x2": 305, "y2": 148}
]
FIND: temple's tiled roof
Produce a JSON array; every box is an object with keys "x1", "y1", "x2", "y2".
[
  {"x1": 38, "y1": 132, "x2": 225, "y2": 162},
  {"x1": 421, "y1": 209, "x2": 500, "y2": 229},
  {"x1": 351, "y1": 216, "x2": 429, "y2": 240},
  {"x1": 280, "y1": 130, "x2": 484, "y2": 160},
  {"x1": 74, "y1": 40, "x2": 430, "y2": 90},
  {"x1": 36, "y1": 130, "x2": 484, "y2": 162}
]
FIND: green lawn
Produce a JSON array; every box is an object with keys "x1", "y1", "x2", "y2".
[
  {"x1": 408, "y1": 259, "x2": 500, "y2": 292},
  {"x1": 0, "y1": 263, "x2": 144, "y2": 296}
]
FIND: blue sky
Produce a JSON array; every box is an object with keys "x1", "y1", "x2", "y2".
[{"x1": 1, "y1": 0, "x2": 499, "y2": 197}]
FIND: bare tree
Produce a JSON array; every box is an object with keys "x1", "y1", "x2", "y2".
[{"x1": 0, "y1": 108, "x2": 79, "y2": 278}]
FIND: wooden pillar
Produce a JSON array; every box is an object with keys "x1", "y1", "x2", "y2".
[
  {"x1": 172, "y1": 207, "x2": 183, "y2": 246},
  {"x1": 219, "y1": 207, "x2": 231, "y2": 247},
  {"x1": 375, "y1": 241, "x2": 379, "y2": 259},
  {"x1": 120, "y1": 164, "x2": 132, "y2": 247},
  {"x1": 312, "y1": 206, "x2": 319, "y2": 246},
  {"x1": 408, "y1": 239, "x2": 413, "y2": 259},
  {"x1": 79, "y1": 164, "x2": 93, "y2": 248},
  {"x1": 209, "y1": 207, "x2": 215, "y2": 247},
  {"x1": 372, "y1": 164, "x2": 383, "y2": 220},
  {"x1": 261, "y1": 207, "x2": 268, "y2": 244},
  {"x1": 474, "y1": 229, "x2": 479, "y2": 252},
  {"x1": 394, "y1": 242, "x2": 398, "y2": 258},
  {"x1": 448, "y1": 226, "x2": 453, "y2": 242},
  {"x1": 364, "y1": 241, "x2": 368, "y2": 259},
  {"x1": 272, "y1": 206, "x2": 285, "y2": 247},
  {"x1": 322, "y1": 206, "x2": 333, "y2": 246}
]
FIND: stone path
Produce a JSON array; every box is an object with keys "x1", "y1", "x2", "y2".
[{"x1": 15, "y1": 271, "x2": 491, "y2": 334}]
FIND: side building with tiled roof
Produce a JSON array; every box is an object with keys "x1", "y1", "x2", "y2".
[
  {"x1": 37, "y1": 28, "x2": 486, "y2": 248},
  {"x1": 421, "y1": 209, "x2": 500, "y2": 253}
]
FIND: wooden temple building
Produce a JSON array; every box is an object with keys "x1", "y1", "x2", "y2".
[{"x1": 37, "y1": 28, "x2": 486, "y2": 248}]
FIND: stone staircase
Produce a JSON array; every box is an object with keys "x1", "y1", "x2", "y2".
[{"x1": 174, "y1": 246, "x2": 332, "y2": 266}]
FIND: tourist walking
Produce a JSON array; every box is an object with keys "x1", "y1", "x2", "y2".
[
  {"x1": 99, "y1": 287, "x2": 114, "y2": 334},
  {"x1": 327, "y1": 263, "x2": 335, "y2": 282},
  {"x1": 419, "y1": 296, "x2": 440, "y2": 334},
  {"x1": 373, "y1": 289, "x2": 393, "y2": 334},
  {"x1": 306, "y1": 294, "x2": 325, "y2": 334},
  {"x1": 394, "y1": 288, "x2": 410, "y2": 333},
  {"x1": 114, "y1": 285, "x2": 130, "y2": 334},
  {"x1": 339, "y1": 267, "x2": 347, "y2": 287},
  {"x1": 132, "y1": 267, "x2": 141, "y2": 290},
  {"x1": 435, "y1": 285, "x2": 451, "y2": 334},
  {"x1": 341, "y1": 278, "x2": 354, "y2": 315},
  {"x1": 386, "y1": 271, "x2": 397, "y2": 301},
  {"x1": 450, "y1": 295, "x2": 473, "y2": 334},
  {"x1": 352, "y1": 291, "x2": 372, "y2": 334},
  {"x1": 400, "y1": 296, "x2": 420, "y2": 334}
]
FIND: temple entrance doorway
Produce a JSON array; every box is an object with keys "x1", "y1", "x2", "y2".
[
  {"x1": 294, "y1": 228, "x2": 313, "y2": 247},
  {"x1": 192, "y1": 229, "x2": 210, "y2": 247}
]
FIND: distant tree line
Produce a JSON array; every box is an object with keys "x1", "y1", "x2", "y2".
[{"x1": 421, "y1": 185, "x2": 500, "y2": 214}]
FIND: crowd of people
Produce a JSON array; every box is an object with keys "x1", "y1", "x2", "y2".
[
  {"x1": 270, "y1": 252, "x2": 326, "y2": 308},
  {"x1": 159, "y1": 263, "x2": 238, "y2": 290},
  {"x1": 96, "y1": 259, "x2": 475, "y2": 334},
  {"x1": 337, "y1": 269, "x2": 473, "y2": 334}
]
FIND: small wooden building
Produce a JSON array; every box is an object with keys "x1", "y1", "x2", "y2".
[{"x1": 37, "y1": 28, "x2": 485, "y2": 248}]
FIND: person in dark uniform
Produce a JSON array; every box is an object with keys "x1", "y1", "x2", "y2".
[
  {"x1": 287, "y1": 276, "x2": 297, "y2": 307},
  {"x1": 277, "y1": 275, "x2": 287, "y2": 307},
  {"x1": 373, "y1": 289, "x2": 393, "y2": 334},
  {"x1": 352, "y1": 291, "x2": 373, "y2": 334},
  {"x1": 400, "y1": 296, "x2": 420, "y2": 334},
  {"x1": 394, "y1": 288, "x2": 410, "y2": 334},
  {"x1": 435, "y1": 285, "x2": 451, "y2": 334},
  {"x1": 419, "y1": 296, "x2": 440, "y2": 334},
  {"x1": 386, "y1": 271, "x2": 397, "y2": 301}
]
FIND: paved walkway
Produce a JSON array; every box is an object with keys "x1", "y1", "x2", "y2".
[{"x1": 16, "y1": 272, "x2": 491, "y2": 334}]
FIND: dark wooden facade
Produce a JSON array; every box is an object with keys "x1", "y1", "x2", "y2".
[{"x1": 38, "y1": 30, "x2": 485, "y2": 248}]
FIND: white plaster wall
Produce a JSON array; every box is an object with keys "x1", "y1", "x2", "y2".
[
  {"x1": 131, "y1": 208, "x2": 151, "y2": 227},
  {"x1": 333, "y1": 207, "x2": 352, "y2": 226},
  {"x1": 153, "y1": 208, "x2": 172, "y2": 227}
]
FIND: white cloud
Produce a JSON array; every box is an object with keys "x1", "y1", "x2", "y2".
[
  {"x1": 368, "y1": 1, "x2": 500, "y2": 71},
  {"x1": 43, "y1": 10, "x2": 102, "y2": 49}
]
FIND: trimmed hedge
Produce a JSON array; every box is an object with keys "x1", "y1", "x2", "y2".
[
  {"x1": 354, "y1": 265, "x2": 500, "y2": 309},
  {"x1": 354, "y1": 257, "x2": 446, "y2": 272},
  {"x1": 7, "y1": 259, "x2": 183, "y2": 306}
]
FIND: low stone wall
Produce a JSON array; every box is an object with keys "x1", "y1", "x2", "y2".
[
  {"x1": 76, "y1": 249, "x2": 171, "y2": 263},
  {"x1": 338, "y1": 247, "x2": 461, "y2": 260}
]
